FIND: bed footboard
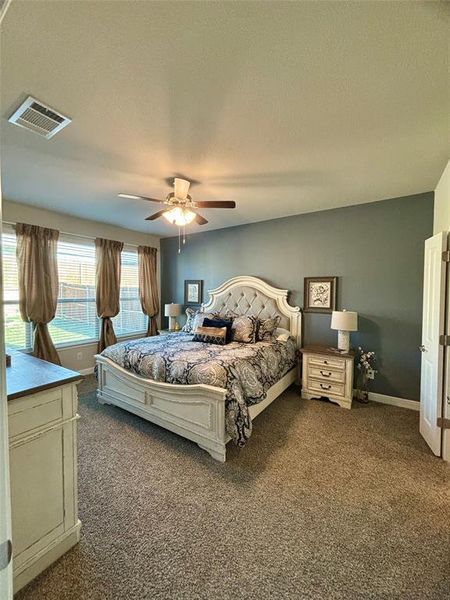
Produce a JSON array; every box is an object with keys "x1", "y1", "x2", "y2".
[{"x1": 96, "y1": 356, "x2": 228, "y2": 461}]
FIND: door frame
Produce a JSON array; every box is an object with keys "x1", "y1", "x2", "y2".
[
  {"x1": 442, "y1": 232, "x2": 450, "y2": 462},
  {"x1": 0, "y1": 1, "x2": 13, "y2": 596}
]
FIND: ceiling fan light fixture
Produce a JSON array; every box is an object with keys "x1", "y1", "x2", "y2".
[{"x1": 162, "y1": 206, "x2": 196, "y2": 227}]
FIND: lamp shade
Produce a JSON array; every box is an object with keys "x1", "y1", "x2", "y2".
[
  {"x1": 164, "y1": 303, "x2": 182, "y2": 317},
  {"x1": 330, "y1": 310, "x2": 358, "y2": 332}
]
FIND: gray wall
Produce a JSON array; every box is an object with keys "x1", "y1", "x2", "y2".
[{"x1": 161, "y1": 193, "x2": 434, "y2": 401}]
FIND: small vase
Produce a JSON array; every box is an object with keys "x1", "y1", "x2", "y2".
[{"x1": 356, "y1": 370, "x2": 370, "y2": 403}]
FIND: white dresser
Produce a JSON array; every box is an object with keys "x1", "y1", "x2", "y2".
[
  {"x1": 300, "y1": 345, "x2": 355, "y2": 409},
  {"x1": 7, "y1": 353, "x2": 81, "y2": 593}
]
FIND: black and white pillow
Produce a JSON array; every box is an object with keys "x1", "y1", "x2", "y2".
[
  {"x1": 182, "y1": 307, "x2": 197, "y2": 333},
  {"x1": 182, "y1": 309, "x2": 220, "y2": 333},
  {"x1": 203, "y1": 317, "x2": 233, "y2": 343},
  {"x1": 257, "y1": 316, "x2": 281, "y2": 341},
  {"x1": 231, "y1": 315, "x2": 258, "y2": 343}
]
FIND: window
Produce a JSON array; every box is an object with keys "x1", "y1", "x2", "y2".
[
  {"x1": 49, "y1": 237, "x2": 98, "y2": 346},
  {"x1": 1, "y1": 228, "x2": 147, "y2": 352},
  {"x1": 2, "y1": 229, "x2": 31, "y2": 351},
  {"x1": 112, "y1": 248, "x2": 147, "y2": 337}
]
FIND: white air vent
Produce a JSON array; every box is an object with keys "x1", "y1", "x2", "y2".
[{"x1": 8, "y1": 96, "x2": 71, "y2": 139}]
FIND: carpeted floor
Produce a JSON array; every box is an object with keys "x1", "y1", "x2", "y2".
[{"x1": 16, "y1": 376, "x2": 450, "y2": 600}]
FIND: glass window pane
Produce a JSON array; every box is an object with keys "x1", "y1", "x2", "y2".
[
  {"x1": 51, "y1": 239, "x2": 98, "y2": 344},
  {"x1": 4, "y1": 303, "x2": 28, "y2": 351},
  {"x1": 2, "y1": 231, "x2": 31, "y2": 352}
]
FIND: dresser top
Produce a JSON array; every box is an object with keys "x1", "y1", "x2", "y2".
[
  {"x1": 6, "y1": 353, "x2": 81, "y2": 401},
  {"x1": 299, "y1": 345, "x2": 355, "y2": 359}
]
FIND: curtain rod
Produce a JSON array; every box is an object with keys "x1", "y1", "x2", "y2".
[{"x1": 2, "y1": 220, "x2": 141, "y2": 248}]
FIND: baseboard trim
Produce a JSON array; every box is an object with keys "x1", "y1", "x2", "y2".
[
  {"x1": 368, "y1": 392, "x2": 420, "y2": 411},
  {"x1": 79, "y1": 367, "x2": 95, "y2": 376}
]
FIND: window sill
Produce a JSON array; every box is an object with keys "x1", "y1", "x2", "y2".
[{"x1": 9, "y1": 331, "x2": 148, "y2": 354}]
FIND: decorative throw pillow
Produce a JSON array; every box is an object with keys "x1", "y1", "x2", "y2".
[
  {"x1": 182, "y1": 307, "x2": 197, "y2": 332},
  {"x1": 193, "y1": 326, "x2": 227, "y2": 345},
  {"x1": 231, "y1": 315, "x2": 258, "y2": 343},
  {"x1": 203, "y1": 317, "x2": 233, "y2": 343},
  {"x1": 274, "y1": 327, "x2": 291, "y2": 342},
  {"x1": 192, "y1": 311, "x2": 211, "y2": 332},
  {"x1": 182, "y1": 309, "x2": 217, "y2": 333},
  {"x1": 257, "y1": 316, "x2": 281, "y2": 341}
]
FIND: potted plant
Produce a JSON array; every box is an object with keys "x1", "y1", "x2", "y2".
[{"x1": 355, "y1": 347, "x2": 376, "y2": 403}]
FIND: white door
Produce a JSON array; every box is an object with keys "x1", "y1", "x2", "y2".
[{"x1": 420, "y1": 232, "x2": 446, "y2": 455}]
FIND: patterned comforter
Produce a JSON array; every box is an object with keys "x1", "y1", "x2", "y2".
[{"x1": 101, "y1": 333, "x2": 297, "y2": 446}]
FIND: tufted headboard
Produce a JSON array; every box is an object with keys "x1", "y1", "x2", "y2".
[{"x1": 202, "y1": 276, "x2": 302, "y2": 346}]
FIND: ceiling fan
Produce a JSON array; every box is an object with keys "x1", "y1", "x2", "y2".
[{"x1": 119, "y1": 177, "x2": 236, "y2": 227}]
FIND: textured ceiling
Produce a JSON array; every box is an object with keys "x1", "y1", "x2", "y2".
[{"x1": 1, "y1": 1, "x2": 448, "y2": 237}]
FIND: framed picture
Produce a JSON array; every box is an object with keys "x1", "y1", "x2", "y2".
[
  {"x1": 184, "y1": 280, "x2": 203, "y2": 305},
  {"x1": 304, "y1": 276, "x2": 337, "y2": 313}
]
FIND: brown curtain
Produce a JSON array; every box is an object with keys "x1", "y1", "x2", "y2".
[
  {"x1": 95, "y1": 238, "x2": 124, "y2": 352},
  {"x1": 138, "y1": 246, "x2": 159, "y2": 336},
  {"x1": 15, "y1": 223, "x2": 61, "y2": 365}
]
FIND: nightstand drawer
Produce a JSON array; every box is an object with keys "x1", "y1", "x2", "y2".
[
  {"x1": 308, "y1": 366, "x2": 345, "y2": 383},
  {"x1": 308, "y1": 379, "x2": 345, "y2": 397},
  {"x1": 308, "y1": 355, "x2": 345, "y2": 371}
]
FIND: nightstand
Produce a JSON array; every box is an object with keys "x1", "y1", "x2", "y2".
[{"x1": 299, "y1": 345, "x2": 355, "y2": 409}]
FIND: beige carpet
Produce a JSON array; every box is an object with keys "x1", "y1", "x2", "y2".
[{"x1": 16, "y1": 376, "x2": 450, "y2": 600}]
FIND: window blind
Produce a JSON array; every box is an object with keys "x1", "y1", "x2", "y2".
[
  {"x1": 2, "y1": 230, "x2": 31, "y2": 351},
  {"x1": 48, "y1": 238, "x2": 98, "y2": 346},
  {"x1": 112, "y1": 248, "x2": 147, "y2": 337}
]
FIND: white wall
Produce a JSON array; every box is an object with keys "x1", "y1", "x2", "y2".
[
  {"x1": 2, "y1": 200, "x2": 161, "y2": 373},
  {"x1": 433, "y1": 160, "x2": 450, "y2": 234}
]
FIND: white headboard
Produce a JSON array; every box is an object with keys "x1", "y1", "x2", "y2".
[{"x1": 202, "y1": 276, "x2": 302, "y2": 347}]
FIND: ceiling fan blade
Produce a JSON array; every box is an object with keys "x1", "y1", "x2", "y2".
[
  {"x1": 193, "y1": 212, "x2": 208, "y2": 225},
  {"x1": 145, "y1": 209, "x2": 169, "y2": 221},
  {"x1": 119, "y1": 193, "x2": 164, "y2": 203},
  {"x1": 195, "y1": 200, "x2": 236, "y2": 209}
]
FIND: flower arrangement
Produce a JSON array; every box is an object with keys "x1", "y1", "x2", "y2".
[
  {"x1": 357, "y1": 347, "x2": 376, "y2": 372},
  {"x1": 355, "y1": 347, "x2": 376, "y2": 402}
]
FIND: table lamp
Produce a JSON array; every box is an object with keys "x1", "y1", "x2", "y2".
[
  {"x1": 330, "y1": 310, "x2": 358, "y2": 353},
  {"x1": 164, "y1": 303, "x2": 182, "y2": 331}
]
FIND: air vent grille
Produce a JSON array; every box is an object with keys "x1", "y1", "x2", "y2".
[{"x1": 8, "y1": 96, "x2": 71, "y2": 139}]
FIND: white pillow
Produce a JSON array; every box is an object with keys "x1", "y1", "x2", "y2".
[{"x1": 275, "y1": 327, "x2": 291, "y2": 342}]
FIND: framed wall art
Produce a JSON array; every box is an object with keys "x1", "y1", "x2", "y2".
[
  {"x1": 304, "y1": 276, "x2": 337, "y2": 313},
  {"x1": 184, "y1": 280, "x2": 203, "y2": 305}
]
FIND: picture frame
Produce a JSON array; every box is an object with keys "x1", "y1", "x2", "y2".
[
  {"x1": 184, "y1": 279, "x2": 203, "y2": 305},
  {"x1": 304, "y1": 276, "x2": 337, "y2": 313}
]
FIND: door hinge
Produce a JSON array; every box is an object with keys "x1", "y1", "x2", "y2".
[
  {"x1": 437, "y1": 417, "x2": 450, "y2": 429},
  {"x1": 439, "y1": 334, "x2": 450, "y2": 346},
  {"x1": 0, "y1": 539, "x2": 12, "y2": 570},
  {"x1": 443, "y1": 250, "x2": 450, "y2": 262}
]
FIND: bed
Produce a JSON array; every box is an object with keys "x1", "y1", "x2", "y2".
[{"x1": 95, "y1": 276, "x2": 302, "y2": 461}]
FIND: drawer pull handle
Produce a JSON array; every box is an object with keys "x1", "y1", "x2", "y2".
[
  {"x1": 320, "y1": 371, "x2": 331, "y2": 377},
  {"x1": 320, "y1": 384, "x2": 331, "y2": 390},
  {"x1": 323, "y1": 360, "x2": 328, "y2": 365}
]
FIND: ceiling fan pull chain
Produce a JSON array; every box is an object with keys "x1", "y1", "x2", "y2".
[
  {"x1": 178, "y1": 226, "x2": 181, "y2": 254},
  {"x1": 183, "y1": 225, "x2": 186, "y2": 245}
]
